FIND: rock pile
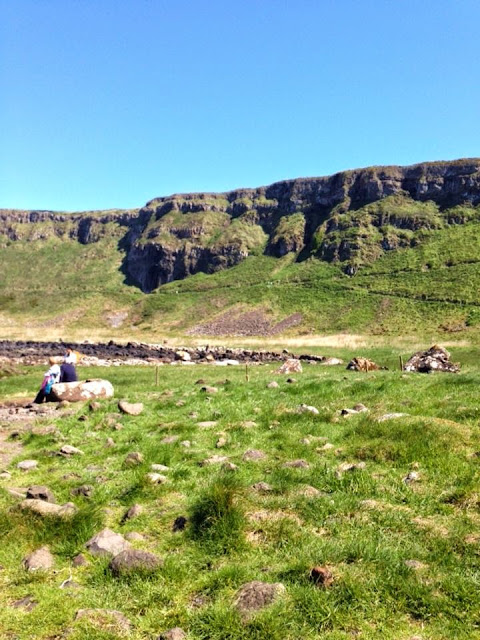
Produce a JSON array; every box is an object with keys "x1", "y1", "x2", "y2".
[{"x1": 404, "y1": 345, "x2": 459, "y2": 373}]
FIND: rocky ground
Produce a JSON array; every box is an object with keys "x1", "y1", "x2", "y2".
[{"x1": 0, "y1": 340, "x2": 333, "y2": 367}]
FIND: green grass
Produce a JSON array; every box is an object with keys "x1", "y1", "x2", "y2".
[{"x1": 1, "y1": 352, "x2": 480, "y2": 638}]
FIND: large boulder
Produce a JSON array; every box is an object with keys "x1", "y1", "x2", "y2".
[
  {"x1": 50, "y1": 379, "x2": 114, "y2": 402},
  {"x1": 404, "y1": 345, "x2": 459, "y2": 373}
]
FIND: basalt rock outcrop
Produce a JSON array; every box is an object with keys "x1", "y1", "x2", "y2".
[{"x1": 2, "y1": 159, "x2": 480, "y2": 291}]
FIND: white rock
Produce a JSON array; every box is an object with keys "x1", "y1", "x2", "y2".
[{"x1": 17, "y1": 460, "x2": 38, "y2": 471}]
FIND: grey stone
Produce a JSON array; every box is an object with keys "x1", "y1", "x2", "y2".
[
  {"x1": 267, "y1": 381, "x2": 279, "y2": 388},
  {"x1": 243, "y1": 449, "x2": 267, "y2": 462},
  {"x1": 251, "y1": 482, "x2": 273, "y2": 493},
  {"x1": 122, "y1": 504, "x2": 143, "y2": 522},
  {"x1": 298, "y1": 404, "x2": 319, "y2": 415},
  {"x1": 17, "y1": 460, "x2": 38, "y2": 471},
  {"x1": 51, "y1": 379, "x2": 114, "y2": 402},
  {"x1": 26, "y1": 485, "x2": 56, "y2": 503},
  {"x1": 146, "y1": 472, "x2": 167, "y2": 484},
  {"x1": 124, "y1": 451, "x2": 144, "y2": 465},
  {"x1": 283, "y1": 459, "x2": 310, "y2": 469},
  {"x1": 85, "y1": 528, "x2": 130, "y2": 557},
  {"x1": 20, "y1": 499, "x2": 76, "y2": 518},
  {"x1": 23, "y1": 546, "x2": 54, "y2": 571},
  {"x1": 234, "y1": 581, "x2": 286, "y2": 617},
  {"x1": 60, "y1": 444, "x2": 84, "y2": 456},
  {"x1": 118, "y1": 400, "x2": 144, "y2": 416},
  {"x1": 109, "y1": 549, "x2": 162, "y2": 577}
]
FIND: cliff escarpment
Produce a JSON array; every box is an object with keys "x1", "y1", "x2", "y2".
[{"x1": 2, "y1": 159, "x2": 480, "y2": 291}]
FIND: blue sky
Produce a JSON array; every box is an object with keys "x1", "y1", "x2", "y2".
[{"x1": 1, "y1": 0, "x2": 479, "y2": 211}]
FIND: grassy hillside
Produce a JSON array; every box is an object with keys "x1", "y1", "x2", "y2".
[
  {"x1": 2, "y1": 215, "x2": 480, "y2": 341},
  {"x1": 1, "y1": 350, "x2": 480, "y2": 639}
]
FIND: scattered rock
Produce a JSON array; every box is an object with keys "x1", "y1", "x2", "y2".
[
  {"x1": 109, "y1": 548, "x2": 162, "y2": 577},
  {"x1": 158, "y1": 628, "x2": 187, "y2": 640},
  {"x1": 124, "y1": 531, "x2": 145, "y2": 541},
  {"x1": 85, "y1": 528, "x2": 130, "y2": 557},
  {"x1": 89, "y1": 401, "x2": 101, "y2": 411},
  {"x1": 51, "y1": 379, "x2": 114, "y2": 402},
  {"x1": 200, "y1": 455, "x2": 229, "y2": 466},
  {"x1": 146, "y1": 472, "x2": 167, "y2": 484},
  {"x1": 60, "y1": 444, "x2": 84, "y2": 456},
  {"x1": 234, "y1": 581, "x2": 286, "y2": 617},
  {"x1": 341, "y1": 403, "x2": 369, "y2": 416},
  {"x1": 403, "y1": 471, "x2": 420, "y2": 484},
  {"x1": 320, "y1": 357, "x2": 343, "y2": 366},
  {"x1": 74, "y1": 609, "x2": 131, "y2": 634},
  {"x1": 17, "y1": 460, "x2": 38, "y2": 471},
  {"x1": 122, "y1": 504, "x2": 143, "y2": 522},
  {"x1": 336, "y1": 462, "x2": 366, "y2": 475},
  {"x1": 197, "y1": 421, "x2": 218, "y2": 428},
  {"x1": 276, "y1": 359, "x2": 302, "y2": 374},
  {"x1": 216, "y1": 436, "x2": 227, "y2": 448},
  {"x1": 353, "y1": 403, "x2": 368, "y2": 412},
  {"x1": 404, "y1": 345, "x2": 460, "y2": 374},
  {"x1": 317, "y1": 442, "x2": 334, "y2": 452},
  {"x1": 309, "y1": 566, "x2": 334, "y2": 587},
  {"x1": 172, "y1": 516, "x2": 188, "y2": 532},
  {"x1": 151, "y1": 464, "x2": 169, "y2": 472},
  {"x1": 73, "y1": 553, "x2": 88, "y2": 567},
  {"x1": 201, "y1": 386, "x2": 218, "y2": 394},
  {"x1": 377, "y1": 412, "x2": 408, "y2": 422},
  {"x1": 26, "y1": 485, "x2": 55, "y2": 503},
  {"x1": 20, "y1": 499, "x2": 76, "y2": 518},
  {"x1": 243, "y1": 449, "x2": 267, "y2": 462},
  {"x1": 23, "y1": 546, "x2": 54, "y2": 571},
  {"x1": 267, "y1": 381, "x2": 279, "y2": 388},
  {"x1": 286, "y1": 377, "x2": 296, "y2": 383},
  {"x1": 160, "y1": 435, "x2": 179, "y2": 445},
  {"x1": 71, "y1": 484, "x2": 93, "y2": 498},
  {"x1": 222, "y1": 461, "x2": 238, "y2": 471},
  {"x1": 346, "y1": 357, "x2": 380, "y2": 372},
  {"x1": 11, "y1": 594, "x2": 37, "y2": 610},
  {"x1": 180, "y1": 440, "x2": 191, "y2": 448},
  {"x1": 283, "y1": 459, "x2": 310, "y2": 469},
  {"x1": 251, "y1": 482, "x2": 273, "y2": 493},
  {"x1": 242, "y1": 420, "x2": 258, "y2": 428},
  {"x1": 298, "y1": 404, "x2": 319, "y2": 415},
  {"x1": 105, "y1": 437, "x2": 115, "y2": 448},
  {"x1": 124, "y1": 451, "x2": 144, "y2": 466},
  {"x1": 118, "y1": 400, "x2": 144, "y2": 416}
]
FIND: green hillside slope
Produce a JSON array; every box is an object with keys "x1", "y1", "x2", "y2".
[{"x1": 1, "y1": 219, "x2": 480, "y2": 341}]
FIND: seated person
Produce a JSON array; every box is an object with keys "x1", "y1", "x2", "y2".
[
  {"x1": 33, "y1": 357, "x2": 61, "y2": 404},
  {"x1": 60, "y1": 348, "x2": 78, "y2": 383}
]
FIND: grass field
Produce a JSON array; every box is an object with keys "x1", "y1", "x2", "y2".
[{"x1": 1, "y1": 347, "x2": 480, "y2": 639}]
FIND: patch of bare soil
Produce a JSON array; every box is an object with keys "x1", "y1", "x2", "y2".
[{"x1": 187, "y1": 309, "x2": 302, "y2": 337}]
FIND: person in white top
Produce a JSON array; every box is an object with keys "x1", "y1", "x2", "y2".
[{"x1": 33, "y1": 357, "x2": 61, "y2": 404}]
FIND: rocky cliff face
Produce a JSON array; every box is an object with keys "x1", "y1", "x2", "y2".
[{"x1": 2, "y1": 159, "x2": 480, "y2": 292}]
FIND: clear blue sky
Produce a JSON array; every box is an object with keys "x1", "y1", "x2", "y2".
[{"x1": 1, "y1": 0, "x2": 479, "y2": 211}]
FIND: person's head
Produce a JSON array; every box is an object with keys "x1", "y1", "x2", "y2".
[
  {"x1": 64, "y1": 349, "x2": 77, "y2": 364},
  {"x1": 48, "y1": 356, "x2": 56, "y2": 365}
]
